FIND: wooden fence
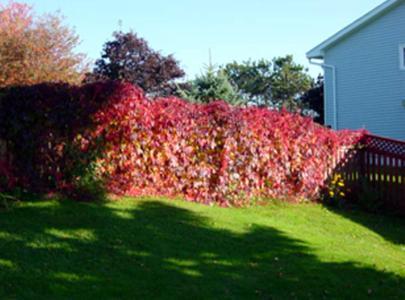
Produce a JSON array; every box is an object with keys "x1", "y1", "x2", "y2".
[{"x1": 330, "y1": 134, "x2": 405, "y2": 215}]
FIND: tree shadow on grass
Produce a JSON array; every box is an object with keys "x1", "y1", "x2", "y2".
[
  {"x1": 0, "y1": 199, "x2": 403, "y2": 299},
  {"x1": 326, "y1": 206, "x2": 405, "y2": 245}
]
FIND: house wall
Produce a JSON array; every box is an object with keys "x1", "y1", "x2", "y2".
[{"x1": 324, "y1": 1, "x2": 405, "y2": 140}]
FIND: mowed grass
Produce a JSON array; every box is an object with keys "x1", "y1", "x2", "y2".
[{"x1": 0, "y1": 197, "x2": 404, "y2": 299}]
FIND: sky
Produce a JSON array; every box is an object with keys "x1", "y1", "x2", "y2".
[{"x1": 21, "y1": 0, "x2": 385, "y2": 79}]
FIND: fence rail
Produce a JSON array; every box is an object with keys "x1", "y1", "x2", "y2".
[{"x1": 331, "y1": 134, "x2": 405, "y2": 215}]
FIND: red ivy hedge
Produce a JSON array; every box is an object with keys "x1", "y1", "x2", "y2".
[{"x1": 0, "y1": 81, "x2": 365, "y2": 206}]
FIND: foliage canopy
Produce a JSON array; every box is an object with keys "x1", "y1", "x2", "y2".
[
  {"x1": 89, "y1": 31, "x2": 185, "y2": 97},
  {"x1": 223, "y1": 55, "x2": 313, "y2": 110},
  {"x1": 0, "y1": 1, "x2": 88, "y2": 87}
]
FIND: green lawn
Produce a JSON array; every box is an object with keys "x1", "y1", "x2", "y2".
[{"x1": 0, "y1": 197, "x2": 404, "y2": 299}]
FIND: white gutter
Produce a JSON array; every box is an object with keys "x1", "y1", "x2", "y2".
[{"x1": 308, "y1": 59, "x2": 338, "y2": 129}]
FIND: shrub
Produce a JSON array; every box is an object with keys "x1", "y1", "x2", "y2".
[
  {"x1": 321, "y1": 173, "x2": 348, "y2": 208},
  {"x1": 0, "y1": 157, "x2": 18, "y2": 209},
  {"x1": 0, "y1": 158, "x2": 15, "y2": 192},
  {"x1": 0, "y1": 82, "x2": 116, "y2": 196},
  {"x1": 0, "y1": 81, "x2": 365, "y2": 206},
  {"x1": 87, "y1": 83, "x2": 365, "y2": 205}
]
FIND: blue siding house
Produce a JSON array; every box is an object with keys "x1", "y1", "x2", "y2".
[{"x1": 307, "y1": 0, "x2": 405, "y2": 140}]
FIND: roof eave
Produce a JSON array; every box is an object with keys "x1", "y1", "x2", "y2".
[{"x1": 306, "y1": 49, "x2": 324, "y2": 60}]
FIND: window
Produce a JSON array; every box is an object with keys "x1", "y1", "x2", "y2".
[{"x1": 400, "y1": 44, "x2": 405, "y2": 70}]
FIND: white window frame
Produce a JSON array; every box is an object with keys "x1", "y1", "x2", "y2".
[{"x1": 400, "y1": 44, "x2": 405, "y2": 70}]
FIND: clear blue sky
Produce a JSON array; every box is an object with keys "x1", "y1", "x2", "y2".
[{"x1": 22, "y1": 0, "x2": 385, "y2": 79}]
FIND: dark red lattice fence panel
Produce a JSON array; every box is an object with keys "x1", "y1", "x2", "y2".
[{"x1": 331, "y1": 134, "x2": 405, "y2": 215}]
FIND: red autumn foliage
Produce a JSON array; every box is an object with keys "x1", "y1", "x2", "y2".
[
  {"x1": 89, "y1": 82, "x2": 365, "y2": 205},
  {"x1": 0, "y1": 81, "x2": 366, "y2": 206}
]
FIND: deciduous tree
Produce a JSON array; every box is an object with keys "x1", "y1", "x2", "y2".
[
  {"x1": 0, "y1": 1, "x2": 88, "y2": 87},
  {"x1": 88, "y1": 31, "x2": 185, "y2": 96}
]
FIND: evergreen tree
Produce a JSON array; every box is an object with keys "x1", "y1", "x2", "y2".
[
  {"x1": 179, "y1": 64, "x2": 245, "y2": 106},
  {"x1": 223, "y1": 59, "x2": 273, "y2": 106},
  {"x1": 270, "y1": 55, "x2": 313, "y2": 111},
  {"x1": 223, "y1": 55, "x2": 313, "y2": 110}
]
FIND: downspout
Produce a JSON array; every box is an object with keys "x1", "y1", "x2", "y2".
[{"x1": 308, "y1": 58, "x2": 337, "y2": 129}]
